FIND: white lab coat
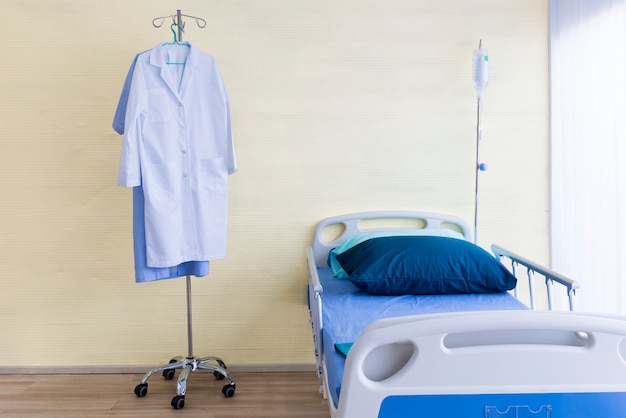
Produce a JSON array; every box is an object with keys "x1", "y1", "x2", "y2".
[{"x1": 118, "y1": 43, "x2": 237, "y2": 268}]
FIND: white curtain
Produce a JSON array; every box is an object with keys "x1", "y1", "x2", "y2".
[{"x1": 550, "y1": 0, "x2": 626, "y2": 313}]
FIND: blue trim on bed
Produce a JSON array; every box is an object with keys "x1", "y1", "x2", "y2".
[{"x1": 379, "y1": 392, "x2": 626, "y2": 417}]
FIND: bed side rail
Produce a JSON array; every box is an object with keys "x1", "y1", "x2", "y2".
[
  {"x1": 491, "y1": 244, "x2": 580, "y2": 311},
  {"x1": 306, "y1": 246, "x2": 325, "y2": 394}
]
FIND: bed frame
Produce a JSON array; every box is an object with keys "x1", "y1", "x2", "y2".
[
  {"x1": 307, "y1": 211, "x2": 626, "y2": 418},
  {"x1": 338, "y1": 310, "x2": 626, "y2": 417}
]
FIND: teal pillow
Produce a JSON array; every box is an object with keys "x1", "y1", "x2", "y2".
[
  {"x1": 335, "y1": 236, "x2": 517, "y2": 295},
  {"x1": 329, "y1": 229, "x2": 465, "y2": 279}
]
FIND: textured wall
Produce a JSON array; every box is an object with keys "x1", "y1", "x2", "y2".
[{"x1": 0, "y1": 0, "x2": 548, "y2": 367}]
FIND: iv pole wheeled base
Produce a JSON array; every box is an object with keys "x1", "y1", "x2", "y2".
[{"x1": 133, "y1": 275, "x2": 236, "y2": 410}]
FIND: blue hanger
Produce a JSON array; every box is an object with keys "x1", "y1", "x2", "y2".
[
  {"x1": 162, "y1": 23, "x2": 190, "y2": 65},
  {"x1": 162, "y1": 23, "x2": 190, "y2": 45}
]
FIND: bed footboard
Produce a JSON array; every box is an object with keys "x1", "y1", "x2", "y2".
[{"x1": 338, "y1": 310, "x2": 626, "y2": 418}]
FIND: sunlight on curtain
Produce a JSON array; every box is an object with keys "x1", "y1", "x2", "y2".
[{"x1": 550, "y1": 0, "x2": 626, "y2": 313}]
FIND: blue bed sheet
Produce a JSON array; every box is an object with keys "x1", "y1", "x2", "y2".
[{"x1": 318, "y1": 267, "x2": 528, "y2": 408}]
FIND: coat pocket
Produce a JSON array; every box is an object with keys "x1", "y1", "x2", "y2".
[{"x1": 199, "y1": 157, "x2": 228, "y2": 193}]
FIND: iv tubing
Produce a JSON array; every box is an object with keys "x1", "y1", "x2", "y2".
[{"x1": 474, "y1": 97, "x2": 482, "y2": 244}]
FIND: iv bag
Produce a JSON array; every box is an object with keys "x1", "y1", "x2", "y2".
[{"x1": 473, "y1": 42, "x2": 489, "y2": 100}]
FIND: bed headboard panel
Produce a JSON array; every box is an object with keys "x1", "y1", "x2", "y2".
[{"x1": 310, "y1": 211, "x2": 472, "y2": 268}]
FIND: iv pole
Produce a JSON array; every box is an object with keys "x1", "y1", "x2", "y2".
[
  {"x1": 473, "y1": 40, "x2": 488, "y2": 244},
  {"x1": 133, "y1": 10, "x2": 235, "y2": 411},
  {"x1": 474, "y1": 96, "x2": 485, "y2": 244}
]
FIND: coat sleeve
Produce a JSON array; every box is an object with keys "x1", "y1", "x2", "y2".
[
  {"x1": 112, "y1": 54, "x2": 139, "y2": 135},
  {"x1": 216, "y1": 69, "x2": 238, "y2": 175},
  {"x1": 225, "y1": 95, "x2": 238, "y2": 175},
  {"x1": 117, "y1": 59, "x2": 145, "y2": 187}
]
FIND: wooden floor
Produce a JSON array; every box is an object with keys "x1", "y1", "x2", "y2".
[{"x1": 0, "y1": 372, "x2": 331, "y2": 417}]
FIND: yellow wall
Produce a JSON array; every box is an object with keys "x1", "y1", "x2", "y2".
[{"x1": 0, "y1": 0, "x2": 549, "y2": 368}]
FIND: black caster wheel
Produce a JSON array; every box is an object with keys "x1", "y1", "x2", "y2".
[
  {"x1": 134, "y1": 383, "x2": 148, "y2": 397},
  {"x1": 171, "y1": 395, "x2": 185, "y2": 409},
  {"x1": 222, "y1": 384, "x2": 236, "y2": 398},
  {"x1": 164, "y1": 359, "x2": 178, "y2": 380},
  {"x1": 214, "y1": 370, "x2": 225, "y2": 380}
]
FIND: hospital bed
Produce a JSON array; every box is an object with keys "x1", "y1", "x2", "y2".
[{"x1": 306, "y1": 211, "x2": 626, "y2": 418}]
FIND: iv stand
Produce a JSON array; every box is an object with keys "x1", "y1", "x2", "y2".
[
  {"x1": 473, "y1": 40, "x2": 488, "y2": 244},
  {"x1": 133, "y1": 10, "x2": 236, "y2": 411}
]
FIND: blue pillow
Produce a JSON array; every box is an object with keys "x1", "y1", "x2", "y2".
[
  {"x1": 329, "y1": 229, "x2": 465, "y2": 279},
  {"x1": 334, "y1": 236, "x2": 517, "y2": 295}
]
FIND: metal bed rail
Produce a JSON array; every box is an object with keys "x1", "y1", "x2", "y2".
[
  {"x1": 306, "y1": 246, "x2": 325, "y2": 394},
  {"x1": 491, "y1": 244, "x2": 580, "y2": 311}
]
